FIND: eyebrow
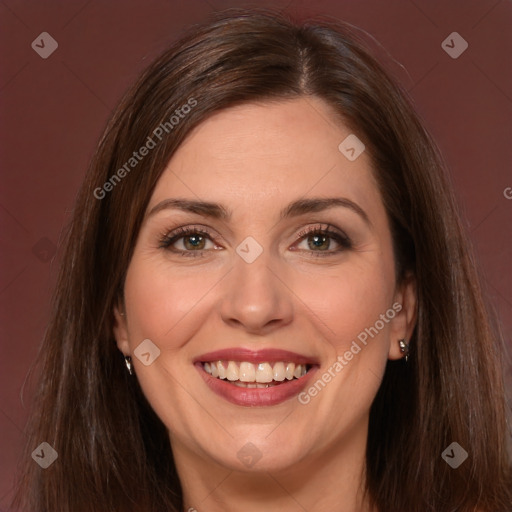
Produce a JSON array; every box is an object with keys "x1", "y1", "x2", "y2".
[
  {"x1": 146, "y1": 197, "x2": 371, "y2": 227},
  {"x1": 147, "y1": 198, "x2": 230, "y2": 220},
  {"x1": 280, "y1": 197, "x2": 371, "y2": 227}
]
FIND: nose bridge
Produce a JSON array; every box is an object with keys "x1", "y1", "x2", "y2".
[{"x1": 219, "y1": 245, "x2": 293, "y2": 332}]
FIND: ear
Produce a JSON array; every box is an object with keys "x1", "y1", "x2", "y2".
[
  {"x1": 388, "y1": 272, "x2": 417, "y2": 360},
  {"x1": 113, "y1": 302, "x2": 131, "y2": 356}
]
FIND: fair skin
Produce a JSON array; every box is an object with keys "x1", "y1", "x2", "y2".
[{"x1": 114, "y1": 97, "x2": 416, "y2": 512}]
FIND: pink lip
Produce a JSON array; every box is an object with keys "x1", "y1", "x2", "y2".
[
  {"x1": 194, "y1": 348, "x2": 318, "y2": 365},
  {"x1": 193, "y1": 348, "x2": 319, "y2": 407},
  {"x1": 195, "y1": 363, "x2": 319, "y2": 407}
]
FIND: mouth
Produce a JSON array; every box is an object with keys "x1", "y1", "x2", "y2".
[{"x1": 194, "y1": 348, "x2": 319, "y2": 406}]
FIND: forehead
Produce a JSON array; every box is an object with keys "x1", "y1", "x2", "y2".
[{"x1": 148, "y1": 97, "x2": 381, "y2": 215}]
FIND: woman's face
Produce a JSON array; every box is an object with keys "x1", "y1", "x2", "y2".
[{"x1": 114, "y1": 97, "x2": 415, "y2": 474}]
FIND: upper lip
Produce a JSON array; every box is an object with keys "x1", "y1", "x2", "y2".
[{"x1": 194, "y1": 348, "x2": 319, "y2": 365}]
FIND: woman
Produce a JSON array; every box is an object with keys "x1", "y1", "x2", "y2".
[{"x1": 13, "y1": 8, "x2": 512, "y2": 512}]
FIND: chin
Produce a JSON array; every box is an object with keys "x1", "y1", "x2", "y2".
[{"x1": 205, "y1": 431, "x2": 310, "y2": 473}]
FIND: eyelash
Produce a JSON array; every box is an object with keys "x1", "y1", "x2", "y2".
[
  {"x1": 158, "y1": 226, "x2": 218, "y2": 257},
  {"x1": 158, "y1": 224, "x2": 352, "y2": 258},
  {"x1": 295, "y1": 224, "x2": 352, "y2": 257}
]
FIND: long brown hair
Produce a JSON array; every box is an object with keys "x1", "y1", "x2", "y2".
[{"x1": 13, "y1": 8, "x2": 512, "y2": 512}]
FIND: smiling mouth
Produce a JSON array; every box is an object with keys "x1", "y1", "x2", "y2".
[{"x1": 201, "y1": 360, "x2": 312, "y2": 388}]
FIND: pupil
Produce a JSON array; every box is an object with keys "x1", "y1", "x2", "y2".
[
  {"x1": 309, "y1": 234, "x2": 329, "y2": 250},
  {"x1": 185, "y1": 235, "x2": 204, "y2": 249}
]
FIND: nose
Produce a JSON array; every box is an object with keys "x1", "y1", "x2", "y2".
[{"x1": 219, "y1": 252, "x2": 294, "y2": 335}]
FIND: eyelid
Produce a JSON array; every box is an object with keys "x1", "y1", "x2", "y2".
[
  {"x1": 291, "y1": 223, "x2": 352, "y2": 255},
  {"x1": 158, "y1": 224, "x2": 223, "y2": 250},
  {"x1": 295, "y1": 223, "x2": 346, "y2": 239},
  {"x1": 294, "y1": 223, "x2": 351, "y2": 245}
]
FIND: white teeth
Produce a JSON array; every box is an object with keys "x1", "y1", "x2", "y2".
[
  {"x1": 285, "y1": 363, "x2": 295, "y2": 380},
  {"x1": 216, "y1": 361, "x2": 226, "y2": 379},
  {"x1": 233, "y1": 381, "x2": 275, "y2": 388},
  {"x1": 273, "y1": 362, "x2": 286, "y2": 381},
  {"x1": 202, "y1": 360, "x2": 309, "y2": 384},
  {"x1": 256, "y1": 363, "x2": 273, "y2": 383},
  {"x1": 226, "y1": 361, "x2": 238, "y2": 381},
  {"x1": 239, "y1": 362, "x2": 256, "y2": 382}
]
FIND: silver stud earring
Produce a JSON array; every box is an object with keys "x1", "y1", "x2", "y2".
[
  {"x1": 399, "y1": 339, "x2": 409, "y2": 362},
  {"x1": 124, "y1": 355, "x2": 133, "y2": 375}
]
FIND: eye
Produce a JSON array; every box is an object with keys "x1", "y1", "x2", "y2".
[
  {"x1": 159, "y1": 226, "x2": 220, "y2": 256},
  {"x1": 293, "y1": 224, "x2": 352, "y2": 256}
]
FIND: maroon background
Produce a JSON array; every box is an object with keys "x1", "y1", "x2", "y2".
[{"x1": 1, "y1": 0, "x2": 511, "y2": 508}]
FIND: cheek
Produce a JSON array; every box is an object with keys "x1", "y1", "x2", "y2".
[
  {"x1": 122, "y1": 257, "x2": 218, "y2": 348},
  {"x1": 121, "y1": 258, "x2": 220, "y2": 437},
  {"x1": 293, "y1": 252, "x2": 395, "y2": 355}
]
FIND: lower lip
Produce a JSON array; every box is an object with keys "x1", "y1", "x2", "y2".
[{"x1": 195, "y1": 363, "x2": 318, "y2": 407}]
